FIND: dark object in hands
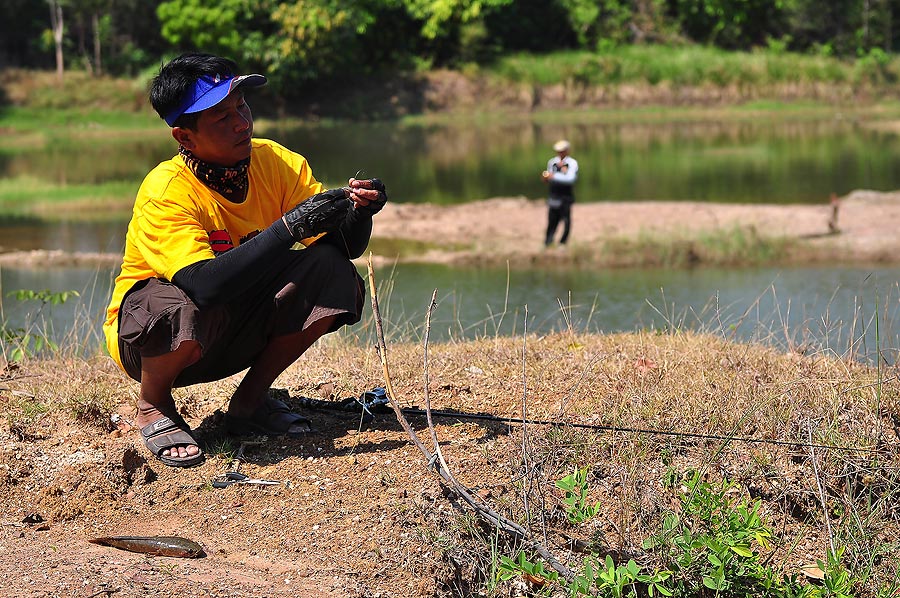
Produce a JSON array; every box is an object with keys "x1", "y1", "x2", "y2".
[
  {"x1": 354, "y1": 178, "x2": 388, "y2": 217},
  {"x1": 89, "y1": 535, "x2": 205, "y2": 558},
  {"x1": 283, "y1": 188, "x2": 351, "y2": 241}
]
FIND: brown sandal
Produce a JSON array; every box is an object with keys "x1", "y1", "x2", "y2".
[
  {"x1": 140, "y1": 415, "x2": 205, "y2": 468},
  {"x1": 225, "y1": 397, "x2": 313, "y2": 438}
]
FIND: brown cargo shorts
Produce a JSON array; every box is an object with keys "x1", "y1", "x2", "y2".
[{"x1": 117, "y1": 244, "x2": 364, "y2": 387}]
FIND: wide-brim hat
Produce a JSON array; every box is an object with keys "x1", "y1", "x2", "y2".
[
  {"x1": 553, "y1": 139, "x2": 571, "y2": 152},
  {"x1": 164, "y1": 73, "x2": 267, "y2": 127}
]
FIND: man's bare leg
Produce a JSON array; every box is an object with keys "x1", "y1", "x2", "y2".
[
  {"x1": 226, "y1": 315, "x2": 337, "y2": 434},
  {"x1": 135, "y1": 340, "x2": 202, "y2": 460}
]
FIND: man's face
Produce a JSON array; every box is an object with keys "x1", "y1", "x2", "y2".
[{"x1": 176, "y1": 91, "x2": 254, "y2": 166}]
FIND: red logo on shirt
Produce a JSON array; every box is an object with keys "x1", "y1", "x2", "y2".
[{"x1": 208, "y1": 229, "x2": 234, "y2": 253}]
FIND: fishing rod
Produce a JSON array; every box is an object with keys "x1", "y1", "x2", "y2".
[{"x1": 297, "y1": 392, "x2": 879, "y2": 454}]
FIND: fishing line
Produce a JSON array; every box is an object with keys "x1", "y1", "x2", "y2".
[
  {"x1": 296, "y1": 395, "x2": 879, "y2": 454},
  {"x1": 403, "y1": 408, "x2": 878, "y2": 453}
]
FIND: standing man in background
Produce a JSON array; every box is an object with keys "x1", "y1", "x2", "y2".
[{"x1": 541, "y1": 139, "x2": 579, "y2": 247}]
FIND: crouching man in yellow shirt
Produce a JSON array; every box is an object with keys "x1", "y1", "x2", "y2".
[{"x1": 103, "y1": 52, "x2": 387, "y2": 468}]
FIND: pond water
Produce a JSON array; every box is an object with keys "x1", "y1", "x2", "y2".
[
  {"x1": 3, "y1": 116, "x2": 900, "y2": 360},
  {"x1": 2, "y1": 262, "x2": 897, "y2": 364}
]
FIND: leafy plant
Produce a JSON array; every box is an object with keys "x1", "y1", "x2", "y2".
[
  {"x1": 498, "y1": 469, "x2": 673, "y2": 597},
  {"x1": 498, "y1": 550, "x2": 559, "y2": 585},
  {"x1": 556, "y1": 465, "x2": 601, "y2": 524},
  {"x1": 817, "y1": 548, "x2": 854, "y2": 598},
  {"x1": 499, "y1": 550, "x2": 673, "y2": 597},
  {"x1": 595, "y1": 556, "x2": 673, "y2": 598},
  {"x1": 643, "y1": 471, "x2": 788, "y2": 595}
]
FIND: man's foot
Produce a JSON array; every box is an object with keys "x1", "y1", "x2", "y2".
[
  {"x1": 225, "y1": 394, "x2": 313, "y2": 437},
  {"x1": 138, "y1": 412, "x2": 204, "y2": 468}
]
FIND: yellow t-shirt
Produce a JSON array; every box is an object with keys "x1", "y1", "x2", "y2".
[{"x1": 103, "y1": 138, "x2": 324, "y2": 370}]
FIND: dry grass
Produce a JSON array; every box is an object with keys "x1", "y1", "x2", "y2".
[{"x1": 3, "y1": 326, "x2": 900, "y2": 594}]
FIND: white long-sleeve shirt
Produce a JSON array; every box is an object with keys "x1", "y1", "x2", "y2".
[{"x1": 547, "y1": 155, "x2": 578, "y2": 201}]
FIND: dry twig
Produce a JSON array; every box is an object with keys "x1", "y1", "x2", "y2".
[{"x1": 365, "y1": 254, "x2": 574, "y2": 581}]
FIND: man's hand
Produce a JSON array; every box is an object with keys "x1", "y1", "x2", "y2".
[
  {"x1": 346, "y1": 177, "x2": 387, "y2": 217},
  {"x1": 541, "y1": 170, "x2": 552, "y2": 182},
  {"x1": 282, "y1": 188, "x2": 351, "y2": 241}
]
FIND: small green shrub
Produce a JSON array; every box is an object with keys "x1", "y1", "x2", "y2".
[
  {"x1": 643, "y1": 472, "x2": 774, "y2": 594},
  {"x1": 556, "y1": 465, "x2": 601, "y2": 524},
  {"x1": 495, "y1": 469, "x2": 870, "y2": 597}
]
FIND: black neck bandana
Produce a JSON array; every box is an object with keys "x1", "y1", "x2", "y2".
[{"x1": 179, "y1": 146, "x2": 250, "y2": 203}]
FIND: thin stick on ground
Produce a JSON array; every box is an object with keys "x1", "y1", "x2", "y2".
[
  {"x1": 422, "y1": 288, "x2": 451, "y2": 476},
  {"x1": 365, "y1": 253, "x2": 574, "y2": 581}
]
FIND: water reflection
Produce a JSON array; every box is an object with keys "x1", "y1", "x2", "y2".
[
  {"x1": 275, "y1": 118, "x2": 898, "y2": 204},
  {"x1": 3, "y1": 262, "x2": 896, "y2": 364},
  {"x1": 3, "y1": 117, "x2": 899, "y2": 212},
  {"x1": 0, "y1": 216, "x2": 126, "y2": 253}
]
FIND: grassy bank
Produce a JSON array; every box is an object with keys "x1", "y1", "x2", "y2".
[
  {"x1": 487, "y1": 45, "x2": 898, "y2": 89},
  {"x1": 0, "y1": 177, "x2": 137, "y2": 220},
  {"x1": 598, "y1": 225, "x2": 793, "y2": 268}
]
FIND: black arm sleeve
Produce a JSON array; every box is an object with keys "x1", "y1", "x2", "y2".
[
  {"x1": 172, "y1": 220, "x2": 295, "y2": 307},
  {"x1": 316, "y1": 207, "x2": 373, "y2": 259}
]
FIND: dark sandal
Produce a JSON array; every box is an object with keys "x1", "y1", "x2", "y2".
[
  {"x1": 140, "y1": 415, "x2": 205, "y2": 468},
  {"x1": 225, "y1": 397, "x2": 313, "y2": 438}
]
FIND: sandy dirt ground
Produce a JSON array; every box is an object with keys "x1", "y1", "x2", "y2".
[{"x1": 1, "y1": 189, "x2": 897, "y2": 269}]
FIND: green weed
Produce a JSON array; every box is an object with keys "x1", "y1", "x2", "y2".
[
  {"x1": 495, "y1": 469, "x2": 871, "y2": 597},
  {"x1": 556, "y1": 465, "x2": 601, "y2": 524},
  {"x1": 643, "y1": 472, "x2": 773, "y2": 594}
]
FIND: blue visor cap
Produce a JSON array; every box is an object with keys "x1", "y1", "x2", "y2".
[{"x1": 164, "y1": 73, "x2": 267, "y2": 127}]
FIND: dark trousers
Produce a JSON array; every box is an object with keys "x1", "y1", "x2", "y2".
[
  {"x1": 545, "y1": 202, "x2": 572, "y2": 245},
  {"x1": 117, "y1": 244, "x2": 363, "y2": 386}
]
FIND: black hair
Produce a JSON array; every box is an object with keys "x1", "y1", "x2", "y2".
[{"x1": 149, "y1": 52, "x2": 239, "y2": 129}]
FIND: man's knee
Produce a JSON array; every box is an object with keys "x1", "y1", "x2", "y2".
[
  {"x1": 178, "y1": 339, "x2": 203, "y2": 364},
  {"x1": 303, "y1": 242, "x2": 347, "y2": 270}
]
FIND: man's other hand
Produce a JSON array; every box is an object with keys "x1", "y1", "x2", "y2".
[{"x1": 347, "y1": 177, "x2": 387, "y2": 217}]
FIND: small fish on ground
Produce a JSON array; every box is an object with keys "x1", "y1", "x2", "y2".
[{"x1": 88, "y1": 535, "x2": 205, "y2": 558}]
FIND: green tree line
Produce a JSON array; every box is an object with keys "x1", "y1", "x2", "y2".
[{"x1": 2, "y1": 0, "x2": 898, "y2": 94}]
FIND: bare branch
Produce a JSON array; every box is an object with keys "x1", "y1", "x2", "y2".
[{"x1": 365, "y1": 254, "x2": 574, "y2": 581}]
